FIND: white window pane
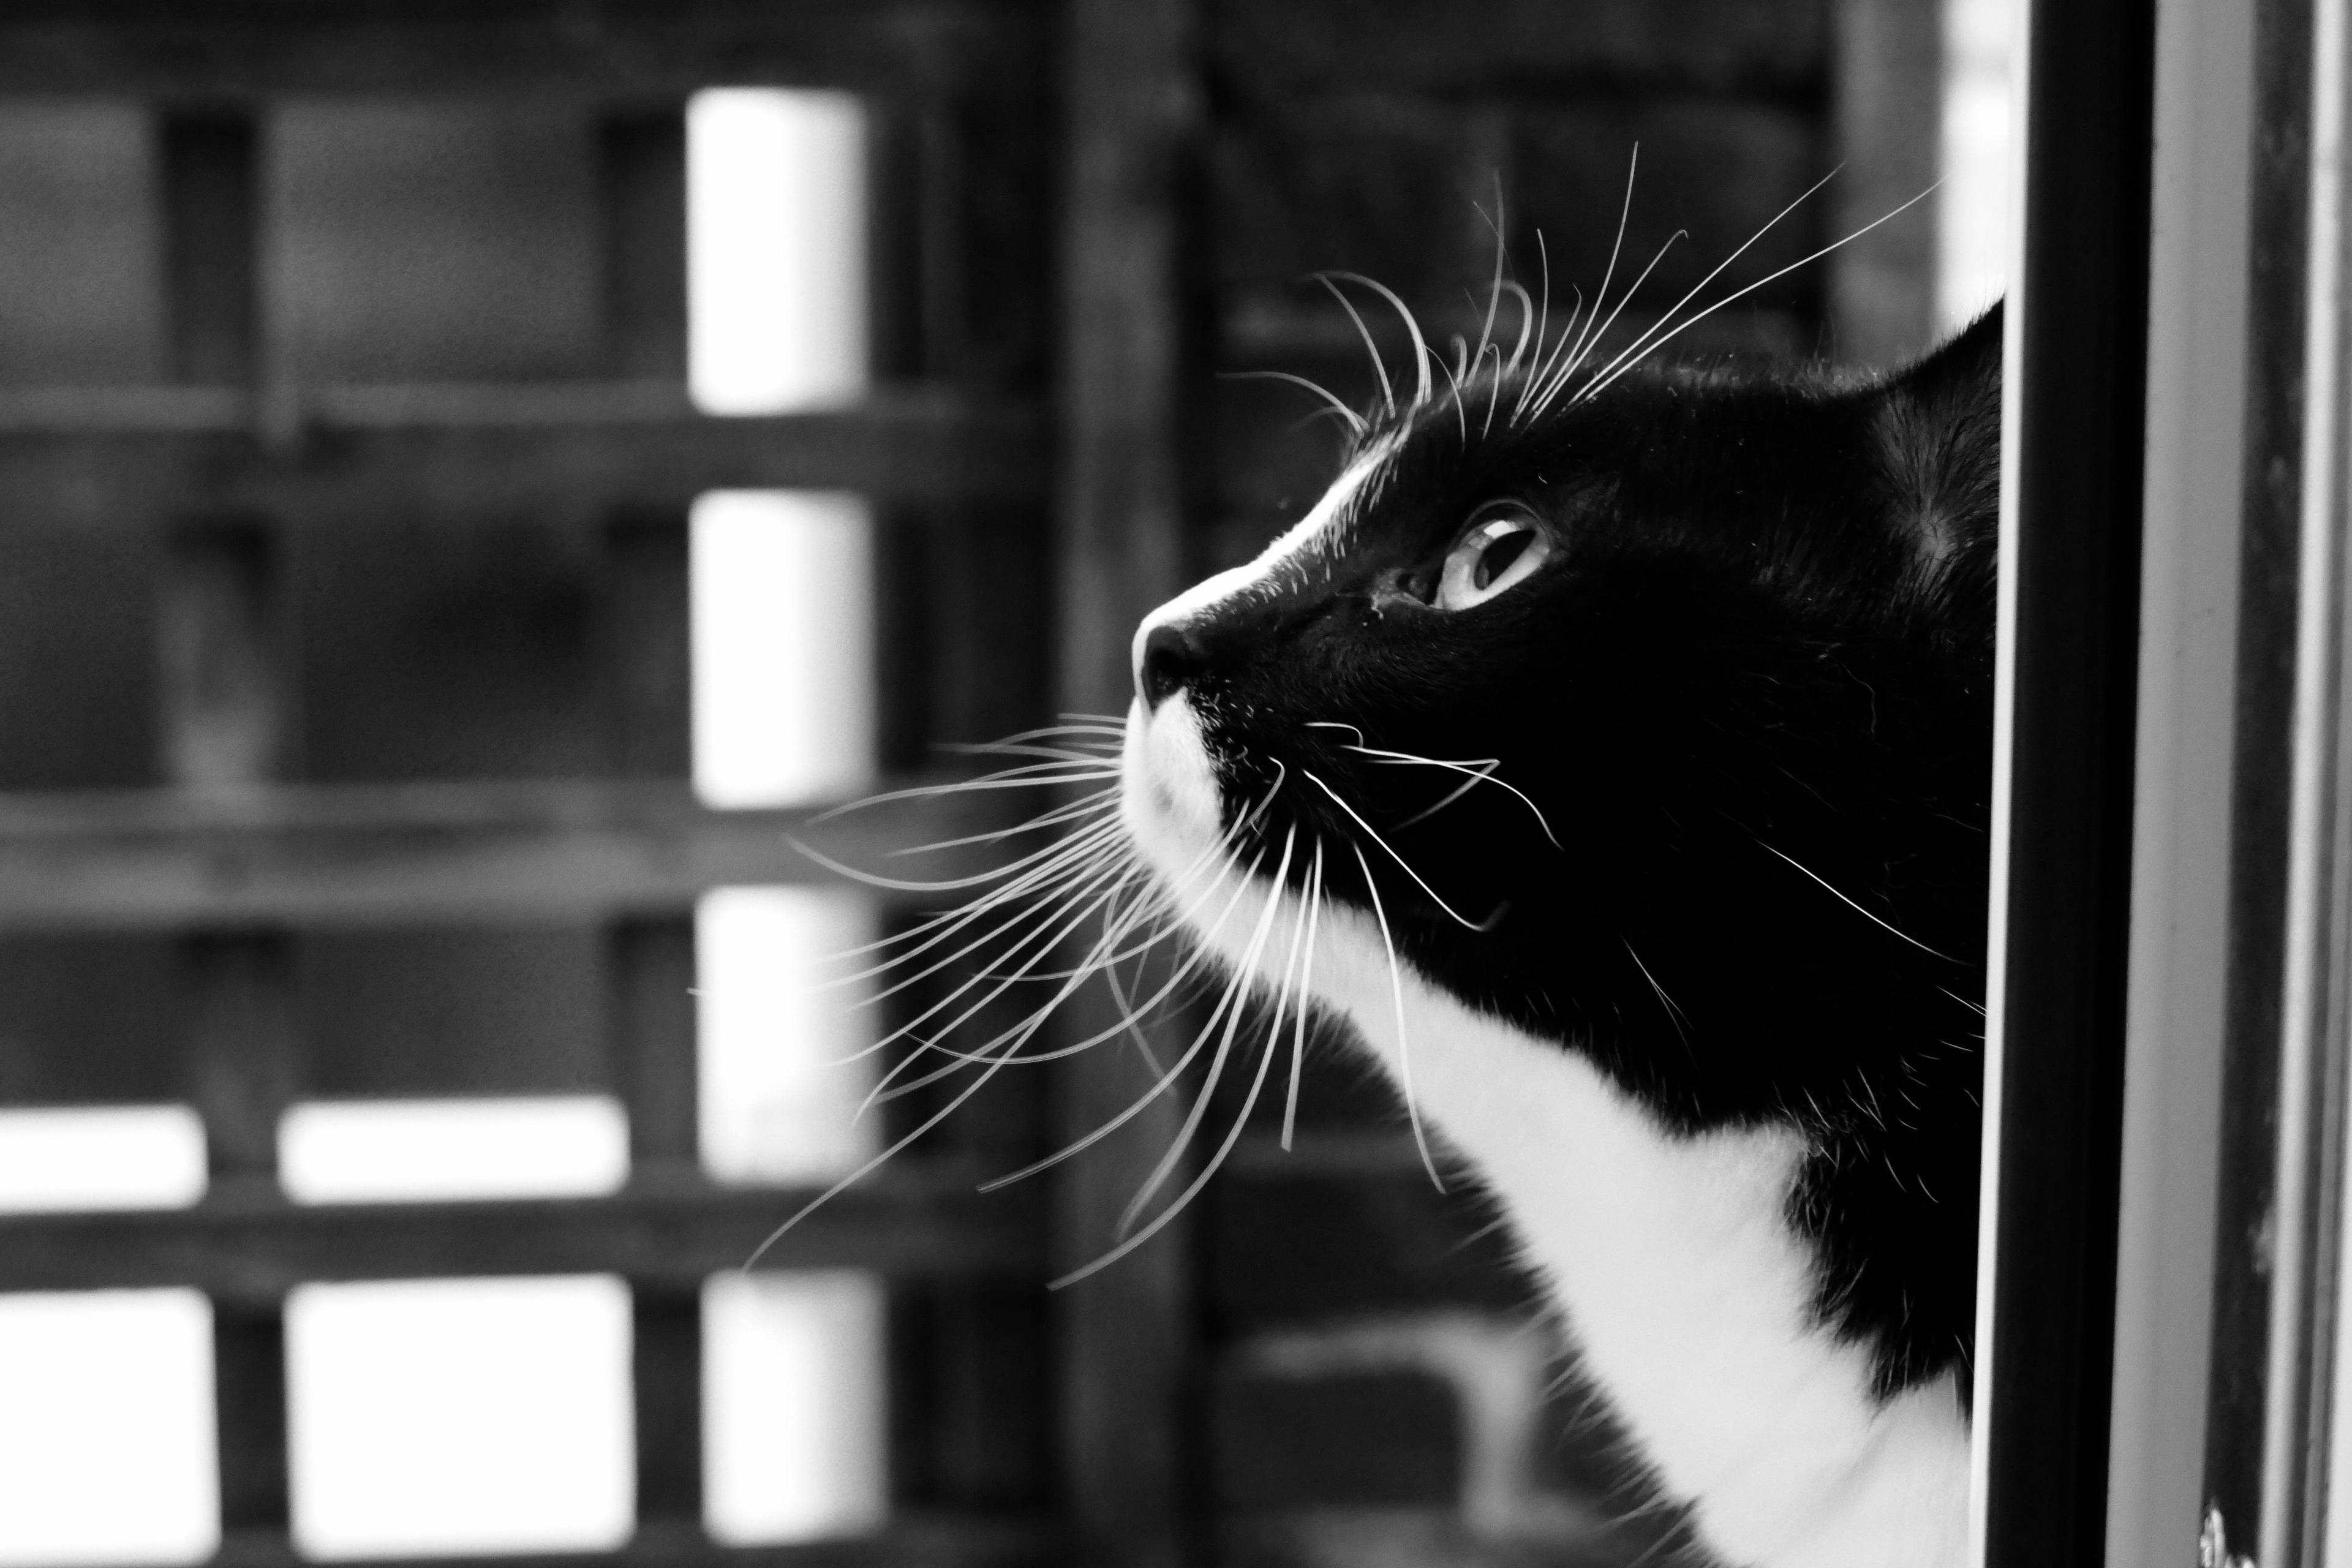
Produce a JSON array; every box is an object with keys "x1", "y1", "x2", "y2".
[
  {"x1": 277, "y1": 1096, "x2": 628, "y2": 1204},
  {"x1": 704, "y1": 1272, "x2": 886, "y2": 1542},
  {"x1": 698, "y1": 888, "x2": 877, "y2": 1185},
  {"x1": 690, "y1": 489, "x2": 875, "y2": 809},
  {"x1": 1938, "y1": 0, "x2": 2016, "y2": 331},
  {"x1": 287, "y1": 1277, "x2": 633, "y2": 1558},
  {"x1": 0, "y1": 1106, "x2": 205, "y2": 1212},
  {"x1": 0, "y1": 1290, "x2": 217, "y2": 1566},
  {"x1": 687, "y1": 89, "x2": 867, "y2": 415}
]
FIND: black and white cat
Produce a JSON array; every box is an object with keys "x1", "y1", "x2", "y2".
[{"x1": 1115, "y1": 301, "x2": 1998, "y2": 1567}]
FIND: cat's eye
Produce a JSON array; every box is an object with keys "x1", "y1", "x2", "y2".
[{"x1": 1434, "y1": 510, "x2": 1551, "y2": 611}]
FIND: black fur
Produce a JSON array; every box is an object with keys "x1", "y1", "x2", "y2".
[{"x1": 1164, "y1": 309, "x2": 2000, "y2": 1395}]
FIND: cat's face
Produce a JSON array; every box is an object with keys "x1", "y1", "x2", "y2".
[{"x1": 1118, "y1": 311, "x2": 2002, "y2": 1389}]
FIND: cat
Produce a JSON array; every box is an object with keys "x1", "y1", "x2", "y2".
[{"x1": 1109, "y1": 292, "x2": 1999, "y2": 1567}]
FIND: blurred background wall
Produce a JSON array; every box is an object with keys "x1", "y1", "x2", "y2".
[{"x1": 0, "y1": 4, "x2": 2008, "y2": 1568}]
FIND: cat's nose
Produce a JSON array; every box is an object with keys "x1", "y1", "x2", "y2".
[{"x1": 1136, "y1": 620, "x2": 1206, "y2": 710}]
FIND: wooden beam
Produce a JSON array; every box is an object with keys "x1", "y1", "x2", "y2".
[
  {"x1": 0, "y1": 386, "x2": 1046, "y2": 525},
  {"x1": 197, "y1": 1515, "x2": 1055, "y2": 1568},
  {"x1": 0, "y1": 0, "x2": 1043, "y2": 98},
  {"x1": 1210, "y1": 0, "x2": 1828, "y2": 97},
  {"x1": 1054, "y1": 1, "x2": 1199, "y2": 1566},
  {"x1": 157, "y1": 104, "x2": 298, "y2": 1555},
  {"x1": 0, "y1": 1164, "x2": 1044, "y2": 1302},
  {"x1": 0, "y1": 778, "x2": 1013, "y2": 927}
]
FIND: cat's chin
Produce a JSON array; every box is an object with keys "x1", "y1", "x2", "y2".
[{"x1": 1119, "y1": 693, "x2": 1226, "y2": 876}]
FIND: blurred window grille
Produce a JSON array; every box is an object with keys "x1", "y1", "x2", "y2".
[{"x1": 0, "y1": 86, "x2": 883, "y2": 1563}]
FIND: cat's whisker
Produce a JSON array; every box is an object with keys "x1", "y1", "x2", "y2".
[
  {"x1": 824, "y1": 815, "x2": 1132, "y2": 989},
  {"x1": 1316, "y1": 273, "x2": 1396, "y2": 420},
  {"x1": 1623, "y1": 937, "x2": 1696, "y2": 1061},
  {"x1": 1346, "y1": 744, "x2": 1562, "y2": 848},
  {"x1": 1509, "y1": 233, "x2": 1573, "y2": 423},
  {"x1": 755, "y1": 813, "x2": 1159, "y2": 1257},
  {"x1": 1752, "y1": 838, "x2": 1961, "y2": 963},
  {"x1": 1434, "y1": 345, "x2": 1470, "y2": 445},
  {"x1": 1251, "y1": 845, "x2": 1317, "y2": 1141},
  {"x1": 1570, "y1": 164, "x2": 1845, "y2": 405},
  {"x1": 961, "y1": 860, "x2": 1168, "y2": 982},
  {"x1": 889, "y1": 788, "x2": 1122, "y2": 856},
  {"x1": 1052, "y1": 911, "x2": 1296, "y2": 1289},
  {"x1": 1325, "y1": 271, "x2": 1434, "y2": 413},
  {"x1": 1525, "y1": 233, "x2": 1553, "y2": 390},
  {"x1": 1101, "y1": 957, "x2": 1167, "y2": 1076},
  {"x1": 1390, "y1": 767, "x2": 1488, "y2": 828},
  {"x1": 929, "y1": 731, "x2": 1120, "y2": 764},
  {"x1": 1302, "y1": 769, "x2": 1499, "y2": 932},
  {"x1": 744, "y1": 1003, "x2": 1048, "y2": 1270},
  {"x1": 1500, "y1": 279, "x2": 1537, "y2": 380},
  {"x1": 1114, "y1": 826, "x2": 1297, "y2": 1237},
  {"x1": 1526, "y1": 227, "x2": 1686, "y2": 423},
  {"x1": 1222, "y1": 369, "x2": 1370, "y2": 438},
  {"x1": 976, "y1": 859, "x2": 1278, "y2": 1190},
  {"x1": 902, "y1": 835, "x2": 1263, "y2": 1077},
  {"x1": 1350, "y1": 840, "x2": 1446, "y2": 1193},
  {"x1": 794, "y1": 814, "x2": 1114, "y2": 894},
  {"x1": 1479, "y1": 342, "x2": 1507, "y2": 439},
  {"x1": 944, "y1": 719, "x2": 1128, "y2": 750},
  {"x1": 804, "y1": 760, "x2": 1120, "y2": 825},
  {"x1": 854, "y1": 829, "x2": 1140, "y2": 1015},
  {"x1": 1525, "y1": 145, "x2": 1638, "y2": 413},
  {"x1": 1281, "y1": 840, "x2": 1326, "y2": 1151},
  {"x1": 845, "y1": 853, "x2": 1143, "y2": 1073},
  {"x1": 1575, "y1": 182, "x2": 1940, "y2": 407},
  {"x1": 1471, "y1": 186, "x2": 1507, "y2": 372},
  {"x1": 861, "y1": 880, "x2": 1178, "y2": 1107}
]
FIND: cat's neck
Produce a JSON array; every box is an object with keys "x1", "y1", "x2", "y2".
[{"x1": 1302, "y1": 905, "x2": 1971, "y2": 1568}]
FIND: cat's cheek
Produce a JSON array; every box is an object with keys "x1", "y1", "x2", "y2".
[{"x1": 1120, "y1": 694, "x2": 1226, "y2": 878}]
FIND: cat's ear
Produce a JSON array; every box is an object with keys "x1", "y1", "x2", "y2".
[{"x1": 1872, "y1": 303, "x2": 2002, "y2": 594}]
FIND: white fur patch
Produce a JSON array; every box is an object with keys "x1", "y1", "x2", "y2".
[{"x1": 1120, "y1": 683, "x2": 1970, "y2": 1568}]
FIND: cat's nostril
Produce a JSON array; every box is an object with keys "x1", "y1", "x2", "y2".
[{"x1": 1137, "y1": 622, "x2": 1205, "y2": 710}]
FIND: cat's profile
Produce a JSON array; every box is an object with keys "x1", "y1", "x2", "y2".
[
  {"x1": 1114, "y1": 293, "x2": 1999, "y2": 1566},
  {"x1": 806, "y1": 259, "x2": 1998, "y2": 1564}
]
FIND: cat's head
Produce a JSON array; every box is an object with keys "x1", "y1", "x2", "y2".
[{"x1": 1121, "y1": 306, "x2": 2000, "y2": 1140}]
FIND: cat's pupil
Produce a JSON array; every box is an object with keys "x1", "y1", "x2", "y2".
[{"x1": 1476, "y1": 527, "x2": 1532, "y2": 589}]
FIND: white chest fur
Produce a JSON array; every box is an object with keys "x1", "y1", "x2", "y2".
[
  {"x1": 1120, "y1": 698, "x2": 1969, "y2": 1568},
  {"x1": 1295, "y1": 910, "x2": 1970, "y2": 1568}
]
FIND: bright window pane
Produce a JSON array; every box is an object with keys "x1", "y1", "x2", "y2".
[
  {"x1": 1938, "y1": 0, "x2": 2016, "y2": 331},
  {"x1": 686, "y1": 89, "x2": 867, "y2": 415},
  {"x1": 704, "y1": 1272, "x2": 886, "y2": 1542},
  {"x1": 689, "y1": 489, "x2": 875, "y2": 809},
  {"x1": 287, "y1": 1277, "x2": 633, "y2": 1558},
  {"x1": 278, "y1": 1096, "x2": 628, "y2": 1204},
  {"x1": 698, "y1": 887, "x2": 877, "y2": 1185},
  {"x1": 0, "y1": 1105, "x2": 205, "y2": 1212},
  {"x1": 0, "y1": 1290, "x2": 217, "y2": 1566}
]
